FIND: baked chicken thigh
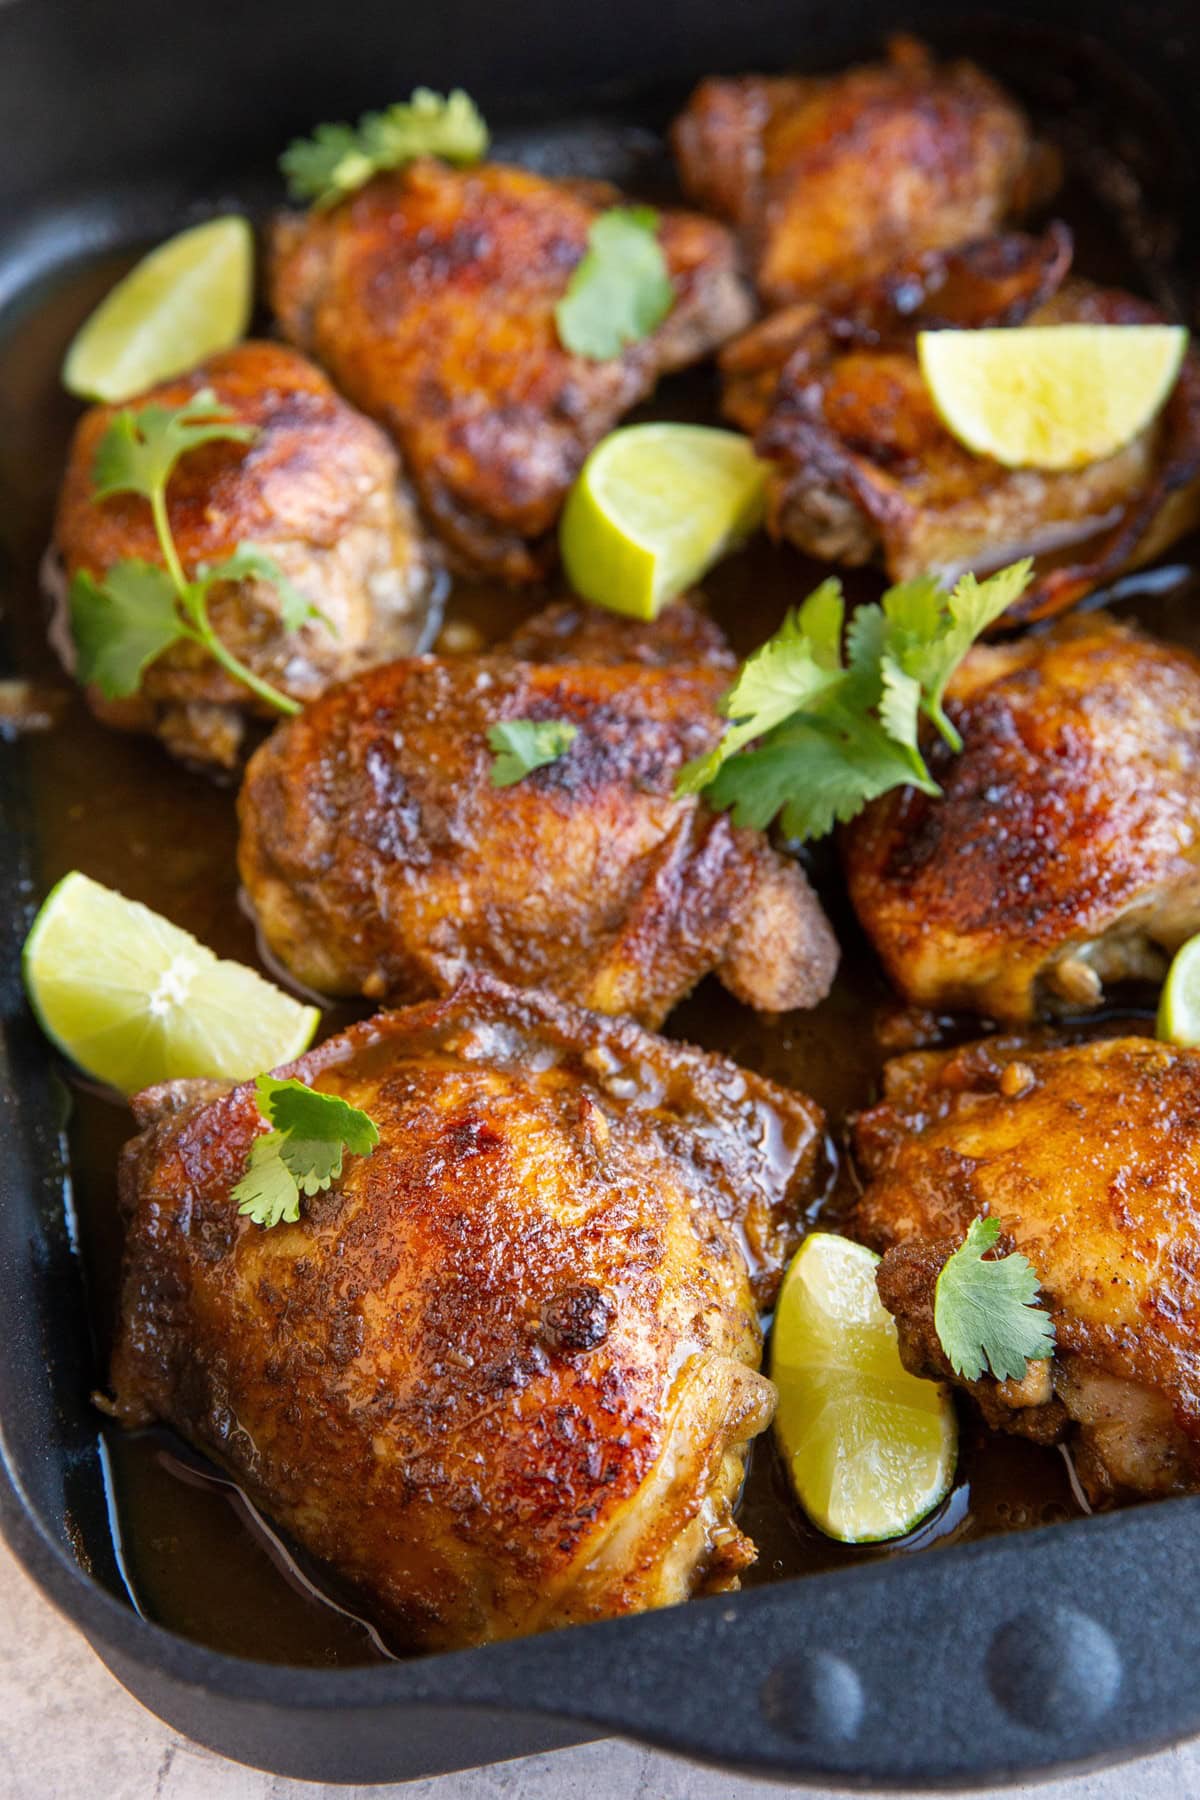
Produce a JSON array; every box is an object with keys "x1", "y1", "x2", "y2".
[
  {"x1": 110, "y1": 978, "x2": 827, "y2": 1648},
  {"x1": 672, "y1": 35, "x2": 1052, "y2": 306},
  {"x1": 724, "y1": 228, "x2": 1200, "y2": 625},
  {"x1": 54, "y1": 341, "x2": 432, "y2": 769},
  {"x1": 843, "y1": 614, "x2": 1200, "y2": 1022},
  {"x1": 238, "y1": 603, "x2": 838, "y2": 1024},
  {"x1": 852, "y1": 1034, "x2": 1200, "y2": 1503},
  {"x1": 268, "y1": 160, "x2": 753, "y2": 581}
]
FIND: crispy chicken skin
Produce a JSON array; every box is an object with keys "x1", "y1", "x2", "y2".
[
  {"x1": 237, "y1": 604, "x2": 838, "y2": 1024},
  {"x1": 843, "y1": 615, "x2": 1200, "y2": 1022},
  {"x1": 54, "y1": 341, "x2": 432, "y2": 769},
  {"x1": 724, "y1": 228, "x2": 1200, "y2": 625},
  {"x1": 851, "y1": 1034, "x2": 1200, "y2": 1503},
  {"x1": 672, "y1": 36, "x2": 1053, "y2": 307},
  {"x1": 109, "y1": 977, "x2": 827, "y2": 1648},
  {"x1": 268, "y1": 160, "x2": 754, "y2": 582},
  {"x1": 503, "y1": 594, "x2": 736, "y2": 671}
]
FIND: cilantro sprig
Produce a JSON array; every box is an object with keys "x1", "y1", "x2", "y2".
[
  {"x1": 555, "y1": 208, "x2": 675, "y2": 362},
  {"x1": 232, "y1": 1075, "x2": 380, "y2": 1229},
  {"x1": 487, "y1": 717, "x2": 578, "y2": 786},
  {"x1": 69, "y1": 390, "x2": 330, "y2": 714},
  {"x1": 281, "y1": 89, "x2": 489, "y2": 209},
  {"x1": 675, "y1": 560, "x2": 1031, "y2": 842},
  {"x1": 934, "y1": 1215, "x2": 1056, "y2": 1383}
]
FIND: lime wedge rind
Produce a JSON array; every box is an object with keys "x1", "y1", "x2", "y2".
[
  {"x1": 919, "y1": 323, "x2": 1188, "y2": 473},
  {"x1": 62, "y1": 216, "x2": 255, "y2": 404},
  {"x1": 22, "y1": 871, "x2": 319, "y2": 1096},
  {"x1": 560, "y1": 423, "x2": 768, "y2": 620},
  {"x1": 1157, "y1": 934, "x2": 1200, "y2": 1046},
  {"x1": 770, "y1": 1231, "x2": 957, "y2": 1544}
]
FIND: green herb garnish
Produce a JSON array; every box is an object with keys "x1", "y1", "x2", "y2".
[
  {"x1": 70, "y1": 390, "x2": 328, "y2": 714},
  {"x1": 487, "y1": 718, "x2": 579, "y2": 787},
  {"x1": 232, "y1": 1075, "x2": 381, "y2": 1229},
  {"x1": 934, "y1": 1215, "x2": 1056, "y2": 1383},
  {"x1": 280, "y1": 89, "x2": 489, "y2": 210},
  {"x1": 675, "y1": 560, "x2": 1032, "y2": 842},
  {"x1": 555, "y1": 208, "x2": 675, "y2": 362}
]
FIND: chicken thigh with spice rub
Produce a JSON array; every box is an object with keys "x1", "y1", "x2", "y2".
[
  {"x1": 672, "y1": 35, "x2": 1054, "y2": 307},
  {"x1": 109, "y1": 977, "x2": 827, "y2": 1649},
  {"x1": 268, "y1": 159, "x2": 753, "y2": 581},
  {"x1": 843, "y1": 614, "x2": 1200, "y2": 1022},
  {"x1": 238, "y1": 602, "x2": 838, "y2": 1025},
  {"x1": 54, "y1": 341, "x2": 432, "y2": 769},
  {"x1": 851, "y1": 1033, "x2": 1200, "y2": 1504},
  {"x1": 724, "y1": 229, "x2": 1200, "y2": 624}
]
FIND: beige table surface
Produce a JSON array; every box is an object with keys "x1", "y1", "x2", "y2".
[{"x1": 3, "y1": 1536, "x2": 1199, "y2": 1800}]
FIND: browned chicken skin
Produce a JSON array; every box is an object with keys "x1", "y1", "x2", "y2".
[
  {"x1": 843, "y1": 614, "x2": 1200, "y2": 1022},
  {"x1": 672, "y1": 35, "x2": 1053, "y2": 306},
  {"x1": 851, "y1": 1034, "x2": 1200, "y2": 1504},
  {"x1": 268, "y1": 159, "x2": 753, "y2": 581},
  {"x1": 110, "y1": 977, "x2": 827, "y2": 1648},
  {"x1": 725, "y1": 229, "x2": 1200, "y2": 625},
  {"x1": 237, "y1": 603, "x2": 838, "y2": 1024},
  {"x1": 503, "y1": 593, "x2": 734, "y2": 670},
  {"x1": 54, "y1": 341, "x2": 433, "y2": 769}
]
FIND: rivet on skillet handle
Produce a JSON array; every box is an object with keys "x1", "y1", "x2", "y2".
[{"x1": 412, "y1": 1498, "x2": 1200, "y2": 1786}]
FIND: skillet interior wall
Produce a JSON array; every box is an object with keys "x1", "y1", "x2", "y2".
[
  {"x1": 1, "y1": 0, "x2": 1200, "y2": 1655},
  {"x1": 2, "y1": 0, "x2": 1200, "y2": 308}
]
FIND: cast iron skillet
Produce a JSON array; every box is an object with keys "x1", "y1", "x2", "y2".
[{"x1": 4, "y1": 0, "x2": 1200, "y2": 1785}]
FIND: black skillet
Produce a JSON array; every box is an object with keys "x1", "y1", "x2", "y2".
[{"x1": 3, "y1": 0, "x2": 1200, "y2": 1784}]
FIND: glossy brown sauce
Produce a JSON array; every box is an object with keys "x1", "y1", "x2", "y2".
[{"x1": 2, "y1": 95, "x2": 1199, "y2": 1665}]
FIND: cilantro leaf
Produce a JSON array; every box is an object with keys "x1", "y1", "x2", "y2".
[
  {"x1": 876, "y1": 573, "x2": 944, "y2": 640},
  {"x1": 675, "y1": 599, "x2": 844, "y2": 795},
  {"x1": 278, "y1": 1135, "x2": 349, "y2": 1197},
  {"x1": 708, "y1": 711, "x2": 935, "y2": 841},
  {"x1": 73, "y1": 396, "x2": 329, "y2": 721},
  {"x1": 676, "y1": 558, "x2": 1033, "y2": 842},
  {"x1": 233, "y1": 1130, "x2": 303, "y2": 1229},
  {"x1": 797, "y1": 578, "x2": 846, "y2": 672},
  {"x1": 256, "y1": 1074, "x2": 380, "y2": 1157},
  {"x1": 358, "y1": 89, "x2": 488, "y2": 172},
  {"x1": 92, "y1": 389, "x2": 255, "y2": 503},
  {"x1": 885, "y1": 560, "x2": 1032, "y2": 750},
  {"x1": 488, "y1": 718, "x2": 579, "y2": 787},
  {"x1": 68, "y1": 562, "x2": 183, "y2": 698},
  {"x1": 555, "y1": 208, "x2": 675, "y2": 361},
  {"x1": 232, "y1": 1076, "x2": 381, "y2": 1229},
  {"x1": 934, "y1": 1215, "x2": 1056, "y2": 1383},
  {"x1": 878, "y1": 655, "x2": 922, "y2": 750},
  {"x1": 842, "y1": 601, "x2": 885, "y2": 689},
  {"x1": 279, "y1": 123, "x2": 368, "y2": 209},
  {"x1": 721, "y1": 594, "x2": 846, "y2": 729},
  {"x1": 198, "y1": 544, "x2": 334, "y2": 635},
  {"x1": 281, "y1": 89, "x2": 489, "y2": 209}
]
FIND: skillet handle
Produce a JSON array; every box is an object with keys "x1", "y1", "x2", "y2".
[{"x1": 435, "y1": 1499, "x2": 1200, "y2": 1786}]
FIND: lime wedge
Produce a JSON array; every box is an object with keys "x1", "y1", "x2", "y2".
[
  {"x1": 62, "y1": 216, "x2": 255, "y2": 404},
  {"x1": 22, "y1": 871, "x2": 319, "y2": 1096},
  {"x1": 559, "y1": 423, "x2": 767, "y2": 619},
  {"x1": 1157, "y1": 934, "x2": 1200, "y2": 1046},
  {"x1": 771, "y1": 1232, "x2": 957, "y2": 1543},
  {"x1": 918, "y1": 323, "x2": 1188, "y2": 472}
]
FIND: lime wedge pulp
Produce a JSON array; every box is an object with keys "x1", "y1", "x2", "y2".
[
  {"x1": 559, "y1": 423, "x2": 768, "y2": 620},
  {"x1": 770, "y1": 1232, "x2": 957, "y2": 1544},
  {"x1": 1157, "y1": 934, "x2": 1200, "y2": 1046},
  {"x1": 22, "y1": 872, "x2": 320, "y2": 1096},
  {"x1": 919, "y1": 323, "x2": 1188, "y2": 472},
  {"x1": 62, "y1": 216, "x2": 255, "y2": 404}
]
